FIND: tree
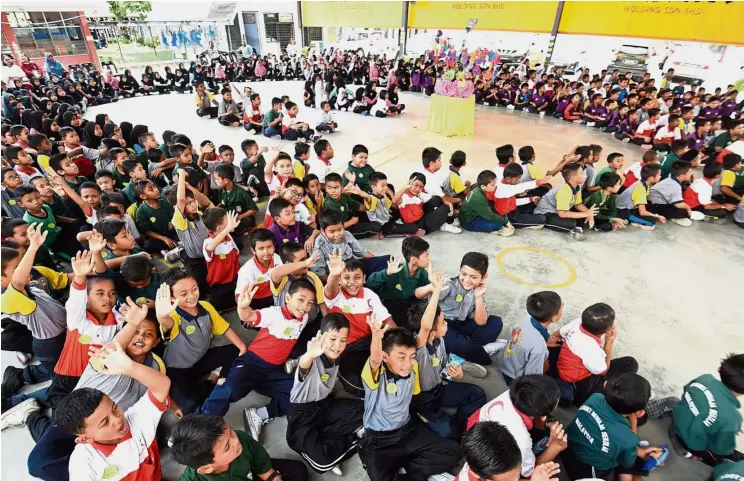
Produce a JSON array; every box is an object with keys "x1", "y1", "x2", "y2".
[{"x1": 108, "y1": 1, "x2": 152, "y2": 39}]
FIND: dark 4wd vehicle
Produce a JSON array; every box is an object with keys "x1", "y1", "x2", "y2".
[{"x1": 608, "y1": 45, "x2": 650, "y2": 82}]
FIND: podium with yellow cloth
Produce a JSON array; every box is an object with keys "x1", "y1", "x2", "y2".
[{"x1": 426, "y1": 94, "x2": 475, "y2": 137}]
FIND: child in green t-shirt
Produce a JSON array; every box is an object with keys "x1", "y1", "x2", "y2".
[
  {"x1": 16, "y1": 185, "x2": 78, "y2": 257},
  {"x1": 584, "y1": 172, "x2": 627, "y2": 232}
]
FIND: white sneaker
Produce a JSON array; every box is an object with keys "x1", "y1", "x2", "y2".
[
  {"x1": 15, "y1": 352, "x2": 32, "y2": 365},
  {"x1": 539, "y1": 111, "x2": 546, "y2": 117},
  {"x1": 242, "y1": 407, "x2": 269, "y2": 441},
  {"x1": 523, "y1": 224, "x2": 544, "y2": 230},
  {"x1": 498, "y1": 223, "x2": 515, "y2": 237},
  {"x1": 1, "y1": 398, "x2": 39, "y2": 430},
  {"x1": 672, "y1": 217, "x2": 692, "y2": 227},
  {"x1": 164, "y1": 246, "x2": 183, "y2": 263},
  {"x1": 586, "y1": 122, "x2": 596, "y2": 127},
  {"x1": 284, "y1": 358, "x2": 299, "y2": 375},
  {"x1": 452, "y1": 218, "x2": 461, "y2": 228},
  {"x1": 570, "y1": 227, "x2": 586, "y2": 241},
  {"x1": 331, "y1": 465, "x2": 343, "y2": 476},
  {"x1": 506, "y1": 105, "x2": 515, "y2": 110},
  {"x1": 439, "y1": 223, "x2": 462, "y2": 234},
  {"x1": 428, "y1": 473, "x2": 455, "y2": 481},
  {"x1": 689, "y1": 210, "x2": 705, "y2": 221},
  {"x1": 483, "y1": 339, "x2": 508, "y2": 356},
  {"x1": 461, "y1": 361, "x2": 488, "y2": 378}
]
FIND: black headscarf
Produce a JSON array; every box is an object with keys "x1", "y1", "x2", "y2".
[
  {"x1": 83, "y1": 121, "x2": 102, "y2": 148},
  {"x1": 119, "y1": 122, "x2": 133, "y2": 148},
  {"x1": 95, "y1": 113, "x2": 107, "y2": 128},
  {"x1": 62, "y1": 111, "x2": 75, "y2": 128},
  {"x1": 22, "y1": 110, "x2": 45, "y2": 133},
  {"x1": 103, "y1": 123, "x2": 118, "y2": 138},
  {"x1": 42, "y1": 118, "x2": 61, "y2": 141},
  {"x1": 56, "y1": 103, "x2": 71, "y2": 124},
  {"x1": 50, "y1": 102, "x2": 60, "y2": 118},
  {"x1": 129, "y1": 124, "x2": 149, "y2": 149}
]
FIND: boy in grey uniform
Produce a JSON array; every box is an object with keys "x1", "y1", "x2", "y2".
[
  {"x1": 409, "y1": 270, "x2": 485, "y2": 440},
  {"x1": 286, "y1": 313, "x2": 363, "y2": 475},
  {"x1": 359, "y1": 319, "x2": 460, "y2": 481},
  {"x1": 500, "y1": 291, "x2": 564, "y2": 385},
  {"x1": 647, "y1": 160, "x2": 696, "y2": 226}
]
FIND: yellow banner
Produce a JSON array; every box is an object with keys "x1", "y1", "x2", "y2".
[
  {"x1": 558, "y1": 1, "x2": 744, "y2": 45},
  {"x1": 407, "y1": 1, "x2": 558, "y2": 32},
  {"x1": 301, "y1": 1, "x2": 403, "y2": 28}
]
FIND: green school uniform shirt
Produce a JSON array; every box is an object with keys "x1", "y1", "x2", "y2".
[
  {"x1": 219, "y1": 184, "x2": 258, "y2": 215},
  {"x1": 713, "y1": 131, "x2": 737, "y2": 150},
  {"x1": 566, "y1": 393, "x2": 640, "y2": 471},
  {"x1": 65, "y1": 175, "x2": 87, "y2": 191},
  {"x1": 366, "y1": 263, "x2": 429, "y2": 301},
  {"x1": 459, "y1": 187, "x2": 507, "y2": 225},
  {"x1": 322, "y1": 194, "x2": 360, "y2": 222},
  {"x1": 343, "y1": 162, "x2": 376, "y2": 193},
  {"x1": 179, "y1": 430, "x2": 273, "y2": 481},
  {"x1": 102, "y1": 245, "x2": 144, "y2": 262},
  {"x1": 585, "y1": 190, "x2": 618, "y2": 221},
  {"x1": 135, "y1": 198, "x2": 175, "y2": 236},
  {"x1": 45, "y1": 193, "x2": 69, "y2": 218},
  {"x1": 713, "y1": 461, "x2": 744, "y2": 481},
  {"x1": 240, "y1": 154, "x2": 266, "y2": 183},
  {"x1": 673, "y1": 373, "x2": 743, "y2": 455},
  {"x1": 659, "y1": 152, "x2": 679, "y2": 179},
  {"x1": 594, "y1": 167, "x2": 619, "y2": 186},
  {"x1": 112, "y1": 168, "x2": 129, "y2": 190},
  {"x1": 263, "y1": 109, "x2": 281, "y2": 128},
  {"x1": 24, "y1": 205, "x2": 60, "y2": 247}
]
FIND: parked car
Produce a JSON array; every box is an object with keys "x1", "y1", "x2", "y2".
[
  {"x1": 663, "y1": 47, "x2": 719, "y2": 86},
  {"x1": 608, "y1": 44, "x2": 650, "y2": 81},
  {"x1": 331, "y1": 31, "x2": 398, "y2": 57}
]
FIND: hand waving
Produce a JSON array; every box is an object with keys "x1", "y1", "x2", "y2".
[
  {"x1": 306, "y1": 332, "x2": 329, "y2": 359},
  {"x1": 88, "y1": 341, "x2": 133, "y2": 376},
  {"x1": 328, "y1": 248, "x2": 345, "y2": 277},
  {"x1": 87, "y1": 231, "x2": 106, "y2": 253},
  {"x1": 225, "y1": 211, "x2": 240, "y2": 233},
  {"x1": 26, "y1": 224, "x2": 48, "y2": 250},
  {"x1": 386, "y1": 255, "x2": 404, "y2": 276},
  {"x1": 71, "y1": 250, "x2": 95, "y2": 278},
  {"x1": 367, "y1": 314, "x2": 388, "y2": 340},
  {"x1": 155, "y1": 284, "x2": 179, "y2": 319},
  {"x1": 122, "y1": 296, "x2": 149, "y2": 327},
  {"x1": 237, "y1": 283, "x2": 259, "y2": 310}
]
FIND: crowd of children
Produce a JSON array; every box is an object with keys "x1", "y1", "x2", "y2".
[{"x1": 1, "y1": 48, "x2": 743, "y2": 481}]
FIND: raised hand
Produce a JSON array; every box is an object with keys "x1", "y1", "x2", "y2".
[
  {"x1": 344, "y1": 170, "x2": 356, "y2": 185},
  {"x1": 225, "y1": 211, "x2": 240, "y2": 232},
  {"x1": 531, "y1": 462, "x2": 560, "y2": 481},
  {"x1": 386, "y1": 255, "x2": 404, "y2": 276},
  {"x1": 306, "y1": 332, "x2": 329, "y2": 359},
  {"x1": 367, "y1": 314, "x2": 388, "y2": 340},
  {"x1": 88, "y1": 341, "x2": 133, "y2": 376},
  {"x1": 237, "y1": 283, "x2": 259, "y2": 310},
  {"x1": 328, "y1": 248, "x2": 345, "y2": 277},
  {"x1": 26, "y1": 223, "x2": 48, "y2": 250},
  {"x1": 430, "y1": 269, "x2": 446, "y2": 291},
  {"x1": 122, "y1": 296, "x2": 149, "y2": 327},
  {"x1": 87, "y1": 231, "x2": 106, "y2": 253},
  {"x1": 155, "y1": 284, "x2": 179, "y2": 319},
  {"x1": 304, "y1": 251, "x2": 320, "y2": 269},
  {"x1": 71, "y1": 250, "x2": 95, "y2": 278}
]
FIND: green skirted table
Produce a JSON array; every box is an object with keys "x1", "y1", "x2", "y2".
[{"x1": 426, "y1": 94, "x2": 475, "y2": 137}]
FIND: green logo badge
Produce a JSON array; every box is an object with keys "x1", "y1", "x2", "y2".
[
  {"x1": 395, "y1": 284, "x2": 402, "y2": 291},
  {"x1": 320, "y1": 373, "x2": 330, "y2": 382},
  {"x1": 8, "y1": 199, "x2": 16, "y2": 206},
  {"x1": 342, "y1": 305, "x2": 351, "y2": 313},
  {"x1": 48, "y1": 223, "x2": 56, "y2": 228},
  {"x1": 185, "y1": 325, "x2": 197, "y2": 335},
  {"x1": 386, "y1": 382, "x2": 398, "y2": 394},
  {"x1": 432, "y1": 358, "x2": 440, "y2": 367},
  {"x1": 149, "y1": 216, "x2": 156, "y2": 223},
  {"x1": 136, "y1": 297, "x2": 148, "y2": 306},
  {"x1": 78, "y1": 334, "x2": 92, "y2": 344},
  {"x1": 340, "y1": 206, "x2": 345, "y2": 211},
  {"x1": 456, "y1": 294, "x2": 463, "y2": 303},
  {"x1": 283, "y1": 327, "x2": 294, "y2": 337},
  {"x1": 256, "y1": 276, "x2": 266, "y2": 283},
  {"x1": 359, "y1": 173, "x2": 364, "y2": 178},
  {"x1": 102, "y1": 465, "x2": 119, "y2": 479}
]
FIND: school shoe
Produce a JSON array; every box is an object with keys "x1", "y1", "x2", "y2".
[
  {"x1": 330, "y1": 465, "x2": 343, "y2": 476},
  {"x1": 284, "y1": 358, "x2": 299, "y2": 375},
  {"x1": 164, "y1": 246, "x2": 184, "y2": 263},
  {"x1": 1, "y1": 398, "x2": 39, "y2": 430},
  {"x1": 539, "y1": 111, "x2": 546, "y2": 117},
  {"x1": 667, "y1": 425, "x2": 693, "y2": 459},
  {"x1": 2, "y1": 366, "x2": 24, "y2": 398},
  {"x1": 523, "y1": 224, "x2": 544, "y2": 230},
  {"x1": 689, "y1": 210, "x2": 706, "y2": 221},
  {"x1": 506, "y1": 105, "x2": 515, "y2": 110},
  {"x1": 570, "y1": 227, "x2": 586, "y2": 241},
  {"x1": 497, "y1": 223, "x2": 515, "y2": 237},
  {"x1": 439, "y1": 223, "x2": 462, "y2": 234},
  {"x1": 15, "y1": 352, "x2": 32, "y2": 366},
  {"x1": 242, "y1": 407, "x2": 270, "y2": 441},
  {"x1": 452, "y1": 218, "x2": 461, "y2": 228},
  {"x1": 586, "y1": 122, "x2": 596, "y2": 127},
  {"x1": 645, "y1": 396, "x2": 679, "y2": 420},
  {"x1": 428, "y1": 473, "x2": 455, "y2": 481},
  {"x1": 703, "y1": 216, "x2": 726, "y2": 224},
  {"x1": 311, "y1": 134, "x2": 323, "y2": 143},
  {"x1": 671, "y1": 217, "x2": 693, "y2": 227},
  {"x1": 461, "y1": 361, "x2": 488, "y2": 378}
]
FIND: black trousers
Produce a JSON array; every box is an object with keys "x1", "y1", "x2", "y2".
[
  {"x1": 507, "y1": 203, "x2": 546, "y2": 228},
  {"x1": 416, "y1": 196, "x2": 451, "y2": 233},
  {"x1": 562, "y1": 443, "x2": 649, "y2": 480},
  {"x1": 678, "y1": 435, "x2": 744, "y2": 467},
  {"x1": 544, "y1": 210, "x2": 587, "y2": 233},
  {"x1": 359, "y1": 420, "x2": 460, "y2": 481},
  {"x1": 1, "y1": 317, "x2": 33, "y2": 354},
  {"x1": 571, "y1": 356, "x2": 639, "y2": 407},
  {"x1": 183, "y1": 254, "x2": 209, "y2": 296},
  {"x1": 244, "y1": 123, "x2": 262, "y2": 134},
  {"x1": 218, "y1": 114, "x2": 241, "y2": 126},
  {"x1": 142, "y1": 228, "x2": 179, "y2": 253},
  {"x1": 285, "y1": 128, "x2": 314, "y2": 141},
  {"x1": 349, "y1": 213, "x2": 383, "y2": 238},
  {"x1": 338, "y1": 337, "x2": 372, "y2": 398},
  {"x1": 46, "y1": 374, "x2": 80, "y2": 410},
  {"x1": 270, "y1": 458, "x2": 309, "y2": 481},
  {"x1": 167, "y1": 344, "x2": 239, "y2": 413},
  {"x1": 287, "y1": 397, "x2": 364, "y2": 472},
  {"x1": 647, "y1": 202, "x2": 690, "y2": 219},
  {"x1": 208, "y1": 279, "x2": 237, "y2": 311},
  {"x1": 196, "y1": 106, "x2": 218, "y2": 118},
  {"x1": 693, "y1": 205, "x2": 728, "y2": 218},
  {"x1": 410, "y1": 381, "x2": 486, "y2": 440}
]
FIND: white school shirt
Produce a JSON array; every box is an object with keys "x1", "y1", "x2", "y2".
[
  {"x1": 654, "y1": 125, "x2": 681, "y2": 143},
  {"x1": 422, "y1": 169, "x2": 445, "y2": 196},
  {"x1": 559, "y1": 318, "x2": 607, "y2": 376},
  {"x1": 306, "y1": 156, "x2": 332, "y2": 183},
  {"x1": 235, "y1": 253, "x2": 283, "y2": 297},
  {"x1": 370, "y1": 99, "x2": 387, "y2": 116},
  {"x1": 68, "y1": 390, "x2": 169, "y2": 481},
  {"x1": 688, "y1": 178, "x2": 713, "y2": 205}
]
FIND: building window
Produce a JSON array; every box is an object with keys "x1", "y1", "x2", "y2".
[
  {"x1": 303, "y1": 27, "x2": 322, "y2": 44},
  {"x1": 2, "y1": 31, "x2": 13, "y2": 57},
  {"x1": 263, "y1": 13, "x2": 295, "y2": 51},
  {"x1": 6, "y1": 11, "x2": 89, "y2": 59}
]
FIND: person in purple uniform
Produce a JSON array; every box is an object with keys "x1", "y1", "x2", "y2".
[
  {"x1": 528, "y1": 83, "x2": 550, "y2": 116},
  {"x1": 700, "y1": 96, "x2": 722, "y2": 120},
  {"x1": 602, "y1": 100, "x2": 621, "y2": 133},
  {"x1": 720, "y1": 90, "x2": 739, "y2": 129},
  {"x1": 614, "y1": 109, "x2": 640, "y2": 142},
  {"x1": 584, "y1": 94, "x2": 607, "y2": 127}
]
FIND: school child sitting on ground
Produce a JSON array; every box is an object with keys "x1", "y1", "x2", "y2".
[
  {"x1": 534, "y1": 163, "x2": 598, "y2": 241},
  {"x1": 622, "y1": 150, "x2": 659, "y2": 191},
  {"x1": 359, "y1": 320, "x2": 461, "y2": 481},
  {"x1": 202, "y1": 208, "x2": 241, "y2": 311},
  {"x1": 617, "y1": 163, "x2": 667, "y2": 230},
  {"x1": 684, "y1": 163, "x2": 737, "y2": 220},
  {"x1": 264, "y1": 148, "x2": 295, "y2": 195},
  {"x1": 204, "y1": 145, "x2": 241, "y2": 191},
  {"x1": 648, "y1": 160, "x2": 703, "y2": 226},
  {"x1": 394, "y1": 173, "x2": 461, "y2": 234},
  {"x1": 52, "y1": 333, "x2": 172, "y2": 481},
  {"x1": 362, "y1": 172, "x2": 422, "y2": 238},
  {"x1": 595, "y1": 152, "x2": 626, "y2": 187},
  {"x1": 421, "y1": 147, "x2": 465, "y2": 211},
  {"x1": 95, "y1": 217, "x2": 142, "y2": 269},
  {"x1": 6, "y1": 146, "x2": 43, "y2": 185},
  {"x1": 155, "y1": 269, "x2": 246, "y2": 413},
  {"x1": 494, "y1": 163, "x2": 551, "y2": 230},
  {"x1": 632, "y1": 108, "x2": 661, "y2": 149},
  {"x1": 0, "y1": 226, "x2": 67, "y2": 413},
  {"x1": 323, "y1": 173, "x2": 382, "y2": 239},
  {"x1": 460, "y1": 421, "x2": 561, "y2": 481},
  {"x1": 500, "y1": 291, "x2": 564, "y2": 385},
  {"x1": 16, "y1": 185, "x2": 80, "y2": 257},
  {"x1": 418, "y1": 252, "x2": 503, "y2": 369},
  {"x1": 286, "y1": 314, "x2": 364, "y2": 475},
  {"x1": 712, "y1": 153, "x2": 743, "y2": 206},
  {"x1": 283, "y1": 101, "x2": 316, "y2": 142},
  {"x1": 214, "y1": 164, "x2": 257, "y2": 236},
  {"x1": 263, "y1": 178, "x2": 315, "y2": 230},
  {"x1": 195, "y1": 82, "x2": 219, "y2": 118},
  {"x1": 459, "y1": 170, "x2": 509, "y2": 235},
  {"x1": 564, "y1": 374, "x2": 664, "y2": 481},
  {"x1": 169, "y1": 413, "x2": 309, "y2": 481},
  {"x1": 518, "y1": 145, "x2": 571, "y2": 199},
  {"x1": 240, "y1": 139, "x2": 270, "y2": 198},
  {"x1": 131, "y1": 179, "x2": 180, "y2": 253},
  {"x1": 557, "y1": 302, "x2": 639, "y2": 407},
  {"x1": 670, "y1": 353, "x2": 744, "y2": 466},
  {"x1": 659, "y1": 139, "x2": 692, "y2": 179},
  {"x1": 269, "y1": 243, "x2": 325, "y2": 323},
  {"x1": 342, "y1": 145, "x2": 375, "y2": 195},
  {"x1": 267, "y1": 197, "x2": 318, "y2": 247},
  {"x1": 1, "y1": 218, "x2": 56, "y2": 269},
  {"x1": 243, "y1": 93, "x2": 265, "y2": 134},
  {"x1": 235, "y1": 228, "x2": 282, "y2": 310},
  {"x1": 2, "y1": 168, "x2": 26, "y2": 218},
  {"x1": 467, "y1": 375, "x2": 565, "y2": 479},
  {"x1": 317, "y1": 101, "x2": 338, "y2": 134},
  {"x1": 408, "y1": 270, "x2": 486, "y2": 440},
  {"x1": 310, "y1": 209, "x2": 389, "y2": 280},
  {"x1": 584, "y1": 172, "x2": 628, "y2": 232},
  {"x1": 365, "y1": 237, "x2": 429, "y2": 327},
  {"x1": 442, "y1": 150, "x2": 471, "y2": 202},
  {"x1": 199, "y1": 278, "x2": 317, "y2": 439},
  {"x1": 653, "y1": 113, "x2": 681, "y2": 152}
]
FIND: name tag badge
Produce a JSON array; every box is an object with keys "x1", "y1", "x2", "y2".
[
  {"x1": 340, "y1": 206, "x2": 345, "y2": 211},
  {"x1": 236, "y1": 206, "x2": 242, "y2": 213},
  {"x1": 455, "y1": 294, "x2": 463, "y2": 303},
  {"x1": 136, "y1": 297, "x2": 148, "y2": 306},
  {"x1": 386, "y1": 382, "x2": 398, "y2": 394},
  {"x1": 256, "y1": 276, "x2": 266, "y2": 283},
  {"x1": 395, "y1": 284, "x2": 402, "y2": 291},
  {"x1": 320, "y1": 373, "x2": 330, "y2": 382},
  {"x1": 185, "y1": 325, "x2": 197, "y2": 335},
  {"x1": 432, "y1": 358, "x2": 440, "y2": 367},
  {"x1": 8, "y1": 199, "x2": 16, "y2": 206},
  {"x1": 48, "y1": 223, "x2": 56, "y2": 229},
  {"x1": 283, "y1": 327, "x2": 294, "y2": 337},
  {"x1": 101, "y1": 465, "x2": 120, "y2": 479},
  {"x1": 149, "y1": 216, "x2": 156, "y2": 223},
  {"x1": 359, "y1": 173, "x2": 364, "y2": 178},
  {"x1": 219, "y1": 253, "x2": 226, "y2": 260},
  {"x1": 78, "y1": 334, "x2": 92, "y2": 344},
  {"x1": 283, "y1": 238, "x2": 289, "y2": 243},
  {"x1": 342, "y1": 305, "x2": 352, "y2": 313}
]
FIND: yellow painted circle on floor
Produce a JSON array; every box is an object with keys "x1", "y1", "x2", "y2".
[{"x1": 496, "y1": 246, "x2": 576, "y2": 289}]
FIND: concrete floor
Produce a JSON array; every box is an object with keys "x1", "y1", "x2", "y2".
[{"x1": 2, "y1": 81, "x2": 743, "y2": 480}]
